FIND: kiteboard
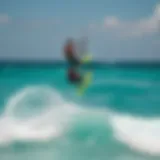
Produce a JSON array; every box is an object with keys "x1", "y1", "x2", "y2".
[{"x1": 77, "y1": 54, "x2": 93, "y2": 96}]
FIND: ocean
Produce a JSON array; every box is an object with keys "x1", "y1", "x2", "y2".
[{"x1": 0, "y1": 64, "x2": 160, "y2": 160}]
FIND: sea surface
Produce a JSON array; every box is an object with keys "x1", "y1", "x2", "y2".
[{"x1": 0, "y1": 64, "x2": 160, "y2": 160}]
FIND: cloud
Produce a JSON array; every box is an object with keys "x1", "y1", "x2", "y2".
[
  {"x1": 0, "y1": 14, "x2": 10, "y2": 24},
  {"x1": 102, "y1": 3, "x2": 160, "y2": 37},
  {"x1": 104, "y1": 16, "x2": 121, "y2": 28}
]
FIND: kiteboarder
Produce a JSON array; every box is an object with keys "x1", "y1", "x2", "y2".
[{"x1": 64, "y1": 38, "x2": 82, "y2": 84}]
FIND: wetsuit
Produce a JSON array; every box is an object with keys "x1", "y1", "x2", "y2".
[{"x1": 64, "y1": 42, "x2": 82, "y2": 83}]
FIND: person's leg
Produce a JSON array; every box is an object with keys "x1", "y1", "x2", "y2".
[{"x1": 68, "y1": 71, "x2": 82, "y2": 84}]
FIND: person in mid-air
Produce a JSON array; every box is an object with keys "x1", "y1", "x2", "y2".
[{"x1": 64, "y1": 38, "x2": 82, "y2": 84}]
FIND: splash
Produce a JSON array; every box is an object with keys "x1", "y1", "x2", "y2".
[
  {"x1": 4, "y1": 85, "x2": 64, "y2": 118},
  {"x1": 0, "y1": 85, "x2": 79, "y2": 145}
]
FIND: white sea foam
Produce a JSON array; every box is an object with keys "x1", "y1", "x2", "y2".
[
  {"x1": 110, "y1": 113, "x2": 160, "y2": 155},
  {"x1": 0, "y1": 85, "x2": 160, "y2": 157}
]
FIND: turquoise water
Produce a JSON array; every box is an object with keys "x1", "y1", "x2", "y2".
[{"x1": 0, "y1": 65, "x2": 160, "y2": 160}]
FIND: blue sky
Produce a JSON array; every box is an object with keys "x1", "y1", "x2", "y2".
[{"x1": 0, "y1": 0, "x2": 159, "y2": 61}]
